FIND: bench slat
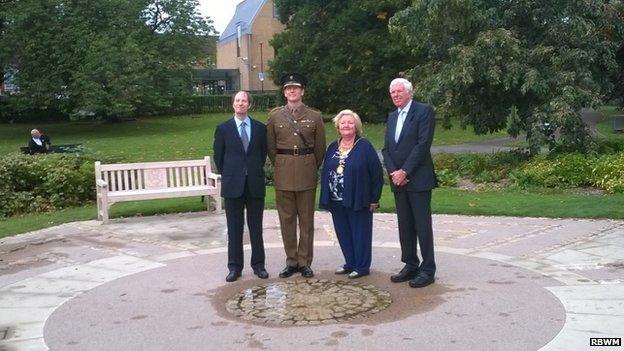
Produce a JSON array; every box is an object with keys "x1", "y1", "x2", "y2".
[
  {"x1": 100, "y1": 159, "x2": 207, "y2": 171},
  {"x1": 193, "y1": 166, "x2": 200, "y2": 186},
  {"x1": 107, "y1": 186, "x2": 217, "y2": 202},
  {"x1": 116, "y1": 171, "x2": 123, "y2": 191},
  {"x1": 123, "y1": 170, "x2": 129, "y2": 191},
  {"x1": 109, "y1": 171, "x2": 116, "y2": 191}
]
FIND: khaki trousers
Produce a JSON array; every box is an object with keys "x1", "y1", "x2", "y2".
[{"x1": 275, "y1": 189, "x2": 316, "y2": 267}]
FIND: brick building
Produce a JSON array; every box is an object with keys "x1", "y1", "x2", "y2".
[{"x1": 216, "y1": 0, "x2": 284, "y2": 93}]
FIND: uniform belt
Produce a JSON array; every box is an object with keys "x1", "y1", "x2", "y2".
[{"x1": 276, "y1": 148, "x2": 314, "y2": 156}]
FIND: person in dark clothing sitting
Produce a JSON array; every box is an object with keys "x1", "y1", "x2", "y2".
[{"x1": 28, "y1": 129, "x2": 51, "y2": 154}]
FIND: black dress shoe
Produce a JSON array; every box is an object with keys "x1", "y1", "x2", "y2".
[
  {"x1": 225, "y1": 271, "x2": 241, "y2": 282},
  {"x1": 348, "y1": 271, "x2": 368, "y2": 279},
  {"x1": 334, "y1": 267, "x2": 352, "y2": 275},
  {"x1": 254, "y1": 268, "x2": 269, "y2": 279},
  {"x1": 299, "y1": 266, "x2": 314, "y2": 278},
  {"x1": 279, "y1": 265, "x2": 298, "y2": 278},
  {"x1": 409, "y1": 273, "x2": 435, "y2": 288},
  {"x1": 390, "y1": 267, "x2": 417, "y2": 283}
]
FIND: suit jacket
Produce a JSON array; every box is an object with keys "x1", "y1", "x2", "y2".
[
  {"x1": 381, "y1": 100, "x2": 437, "y2": 192},
  {"x1": 213, "y1": 117, "x2": 267, "y2": 198},
  {"x1": 28, "y1": 135, "x2": 51, "y2": 154},
  {"x1": 267, "y1": 104, "x2": 326, "y2": 191}
]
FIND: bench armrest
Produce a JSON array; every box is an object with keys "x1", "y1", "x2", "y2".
[
  {"x1": 96, "y1": 179, "x2": 108, "y2": 188},
  {"x1": 206, "y1": 172, "x2": 221, "y2": 180}
]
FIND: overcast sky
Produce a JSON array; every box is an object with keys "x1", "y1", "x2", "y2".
[{"x1": 198, "y1": 0, "x2": 239, "y2": 35}]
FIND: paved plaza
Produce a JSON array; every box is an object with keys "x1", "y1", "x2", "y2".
[{"x1": 1, "y1": 210, "x2": 623, "y2": 350}]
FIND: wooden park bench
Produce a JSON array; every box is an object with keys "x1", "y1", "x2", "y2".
[
  {"x1": 613, "y1": 114, "x2": 624, "y2": 133},
  {"x1": 20, "y1": 143, "x2": 84, "y2": 154},
  {"x1": 94, "y1": 157, "x2": 221, "y2": 223}
]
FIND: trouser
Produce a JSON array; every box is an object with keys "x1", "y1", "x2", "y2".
[
  {"x1": 328, "y1": 201, "x2": 373, "y2": 274},
  {"x1": 393, "y1": 190, "x2": 436, "y2": 276},
  {"x1": 275, "y1": 188, "x2": 316, "y2": 267},
  {"x1": 224, "y1": 179, "x2": 265, "y2": 273}
]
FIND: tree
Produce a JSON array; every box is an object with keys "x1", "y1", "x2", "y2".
[
  {"x1": 390, "y1": 0, "x2": 624, "y2": 153},
  {"x1": 270, "y1": 0, "x2": 411, "y2": 122},
  {"x1": 613, "y1": 43, "x2": 624, "y2": 105},
  {"x1": 0, "y1": 0, "x2": 216, "y2": 121}
]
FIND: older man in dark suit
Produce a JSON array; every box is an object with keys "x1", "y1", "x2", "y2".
[
  {"x1": 213, "y1": 91, "x2": 268, "y2": 282},
  {"x1": 381, "y1": 78, "x2": 438, "y2": 288}
]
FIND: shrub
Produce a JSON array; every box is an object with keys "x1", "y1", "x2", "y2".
[
  {"x1": 168, "y1": 94, "x2": 279, "y2": 115},
  {"x1": 433, "y1": 151, "x2": 530, "y2": 184},
  {"x1": 591, "y1": 152, "x2": 624, "y2": 193},
  {"x1": 0, "y1": 153, "x2": 97, "y2": 217},
  {"x1": 435, "y1": 169, "x2": 458, "y2": 187},
  {"x1": 511, "y1": 153, "x2": 594, "y2": 188}
]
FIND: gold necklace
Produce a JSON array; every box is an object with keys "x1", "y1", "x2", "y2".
[{"x1": 336, "y1": 140, "x2": 353, "y2": 175}]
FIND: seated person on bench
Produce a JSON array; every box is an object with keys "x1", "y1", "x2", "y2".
[{"x1": 28, "y1": 129, "x2": 51, "y2": 154}]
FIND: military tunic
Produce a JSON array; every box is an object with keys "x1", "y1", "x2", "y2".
[{"x1": 267, "y1": 104, "x2": 326, "y2": 267}]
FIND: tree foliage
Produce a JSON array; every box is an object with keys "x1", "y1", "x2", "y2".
[
  {"x1": 270, "y1": 0, "x2": 411, "y2": 122},
  {"x1": 390, "y1": 0, "x2": 624, "y2": 153},
  {"x1": 0, "y1": 0, "x2": 216, "y2": 121}
]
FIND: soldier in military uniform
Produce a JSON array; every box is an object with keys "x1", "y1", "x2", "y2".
[{"x1": 267, "y1": 73, "x2": 326, "y2": 278}]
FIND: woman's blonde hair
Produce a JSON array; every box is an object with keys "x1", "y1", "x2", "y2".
[{"x1": 332, "y1": 109, "x2": 363, "y2": 136}]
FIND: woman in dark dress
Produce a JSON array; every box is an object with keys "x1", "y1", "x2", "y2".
[{"x1": 319, "y1": 110, "x2": 384, "y2": 278}]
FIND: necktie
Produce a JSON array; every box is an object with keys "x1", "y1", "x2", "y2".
[
  {"x1": 394, "y1": 110, "x2": 406, "y2": 142},
  {"x1": 240, "y1": 121, "x2": 249, "y2": 152}
]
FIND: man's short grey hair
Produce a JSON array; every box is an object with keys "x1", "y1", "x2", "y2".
[
  {"x1": 389, "y1": 78, "x2": 413, "y2": 95},
  {"x1": 30, "y1": 129, "x2": 40, "y2": 135}
]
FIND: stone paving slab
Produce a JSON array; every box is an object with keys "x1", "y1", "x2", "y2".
[{"x1": 1, "y1": 210, "x2": 623, "y2": 350}]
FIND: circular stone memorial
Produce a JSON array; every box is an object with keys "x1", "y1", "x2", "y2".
[{"x1": 225, "y1": 279, "x2": 392, "y2": 325}]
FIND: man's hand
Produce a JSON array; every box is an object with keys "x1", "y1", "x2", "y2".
[
  {"x1": 390, "y1": 169, "x2": 409, "y2": 186},
  {"x1": 369, "y1": 203, "x2": 379, "y2": 212}
]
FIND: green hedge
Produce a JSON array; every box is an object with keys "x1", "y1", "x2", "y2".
[
  {"x1": 169, "y1": 94, "x2": 279, "y2": 115},
  {"x1": 433, "y1": 151, "x2": 531, "y2": 186},
  {"x1": 511, "y1": 152, "x2": 624, "y2": 193},
  {"x1": 591, "y1": 153, "x2": 624, "y2": 193},
  {"x1": 434, "y1": 151, "x2": 624, "y2": 193},
  {"x1": 0, "y1": 153, "x2": 97, "y2": 217},
  {"x1": 0, "y1": 94, "x2": 279, "y2": 122}
]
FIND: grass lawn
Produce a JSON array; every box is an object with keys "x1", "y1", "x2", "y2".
[
  {"x1": 0, "y1": 112, "x2": 507, "y2": 159},
  {"x1": 1, "y1": 111, "x2": 623, "y2": 238},
  {"x1": 2, "y1": 186, "x2": 623, "y2": 239}
]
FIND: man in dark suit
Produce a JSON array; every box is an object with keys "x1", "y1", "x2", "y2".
[
  {"x1": 28, "y1": 129, "x2": 51, "y2": 154},
  {"x1": 381, "y1": 78, "x2": 438, "y2": 288},
  {"x1": 213, "y1": 91, "x2": 268, "y2": 282}
]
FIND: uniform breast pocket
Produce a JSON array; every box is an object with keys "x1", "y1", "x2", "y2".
[{"x1": 300, "y1": 123, "x2": 316, "y2": 138}]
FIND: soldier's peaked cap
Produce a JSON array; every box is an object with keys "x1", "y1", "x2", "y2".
[{"x1": 280, "y1": 73, "x2": 307, "y2": 88}]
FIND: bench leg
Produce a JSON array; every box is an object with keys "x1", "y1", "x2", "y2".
[
  {"x1": 97, "y1": 196, "x2": 103, "y2": 221},
  {"x1": 215, "y1": 195, "x2": 222, "y2": 213},
  {"x1": 98, "y1": 200, "x2": 110, "y2": 224},
  {"x1": 206, "y1": 194, "x2": 222, "y2": 213}
]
